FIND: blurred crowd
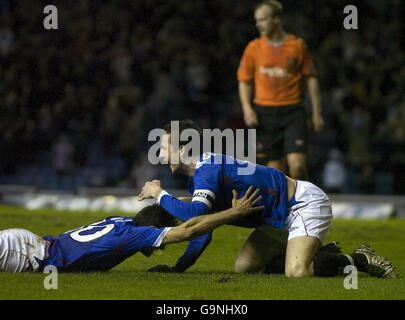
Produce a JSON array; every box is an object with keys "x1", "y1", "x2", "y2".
[{"x1": 0, "y1": 0, "x2": 404, "y2": 194}]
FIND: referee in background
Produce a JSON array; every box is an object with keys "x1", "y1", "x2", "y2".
[{"x1": 238, "y1": 0, "x2": 323, "y2": 180}]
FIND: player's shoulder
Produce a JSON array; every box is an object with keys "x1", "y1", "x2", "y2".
[
  {"x1": 286, "y1": 34, "x2": 307, "y2": 48},
  {"x1": 195, "y1": 152, "x2": 224, "y2": 170},
  {"x1": 244, "y1": 36, "x2": 263, "y2": 50}
]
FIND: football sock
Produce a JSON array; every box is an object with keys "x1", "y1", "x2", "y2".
[
  {"x1": 313, "y1": 251, "x2": 370, "y2": 277},
  {"x1": 313, "y1": 251, "x2": 353, "y2": 277},
  {"x1": 264, "y1": 251, "x2": 370, "y2": 277},
  {"x1": 350, "y1": 253, "x2": 369, "y2": 272}
]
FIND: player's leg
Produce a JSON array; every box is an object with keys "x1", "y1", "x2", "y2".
[
  {"x1": 286, "y1": 152, "x2": 308, "y2": 180},
  {"x1": 254, "y1": 105, "x2": 285, "y2": 171},
  {"x1": 0, "y1": 228, "x2": 48, "y2": 272},
  {"x1": 234, "y1": 225, "x2": 287, "y2": 273},
  {"x1": 284, "y1": 180, "x2": 332, "y2": 277},
  {"x1": 263, "y1": 241, "x2": 343, "y2": 274},
  {"x1": 283, "y1": 105, "x2": 308, "y2": 180},
  {"x1": 311, "y1": 244, "x2": 400, "y2": 278},
  {"x1": 284, "y1": 235, "x2": 320, "y2": 277},
  {"x1": 266, "y1": 159, "x2": 285, "y2": 171},
  {"x1": 284, "y1": 181, "x2": 399, "y2": 278},
  {"x1": 284, "y1": 208, "x2": 398, "y2": 278}
]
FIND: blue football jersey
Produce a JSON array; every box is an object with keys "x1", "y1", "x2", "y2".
[
  {"x1": 42, "y1": 216, "x2": 171, "y2": 272},
  {"x1": 188, "y1": 153, "x2": 289, "y2": 228}
]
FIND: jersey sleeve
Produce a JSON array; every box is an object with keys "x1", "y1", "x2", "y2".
[
  {"x1": 173, "y1": 232, "x2": 212, "y2": 273},
  {"x1": 159, "y1": 191, "x2": 210, "y2": 221},
  {"x1": 125, "y1": 226, "x2": 172, "y2": 251},
  {"x1": 158, "y1": 154, "x2": 222, "y2": 221},
  {"x1": 237, "y1": 41, "x2": 256, "y2": 82},
  {"x1": 192, "y1": 156, "x2": 223, "y2": 209}
]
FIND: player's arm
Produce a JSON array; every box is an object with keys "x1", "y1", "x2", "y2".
[
  {"x1": 178, "y1": 197, "x2": 192, "y2": 202},
  {"x1": 139, "y1": 160, "x2": 221, "y2": 222},
  {"x1": 306, "y1": 76, "x2": 323, "y2": 132},
  {"x1": 142, "y1": 160, "x2": 224, "y2": 273},
  {"x1": 162, "y1": 187, "x2": 263, "y2": 244},
  {"x1": 139, "y1": 181, "x2": 210, "y2": 221},
  {"x1": 148, "y1": 188, "x2": 262, "y2": 273},
  {"x1": 237, "y1": 41, "x2": 257, "y2": 127},
  {"x1": 301, "y1": 41, "x2": 323, "y2": 133},
  {"x1": 239, "y1": 81, "x2": 258, "y2": 127}
]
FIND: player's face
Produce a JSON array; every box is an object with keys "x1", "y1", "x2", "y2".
[
  {"x1": 254, "y1": 5, "x2": 279, "y2": 37},
  {"x1": 159, "y1": 133, "x2": 170, "y2": 163},
  {"x1": 159, "y1": 133, "x2": 181, "y2": 174}
]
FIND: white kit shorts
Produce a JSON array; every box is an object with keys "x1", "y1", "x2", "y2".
[
  {"x1": 285, "y1": 180, "x2": 333, "y2": 243},
  {"x1": 0, "y1": 228, "x2": 49, "y2": 272},
  {"x1": 258, "y1": 180, "x2": 333, "y2": 245}
]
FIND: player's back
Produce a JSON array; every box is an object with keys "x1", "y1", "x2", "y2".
[
  {"x1": 192, "y1": 153, "x2": 289, "y2": 228},
  {"x1": 43, "y1": 216, "x2": 168, "y2": 272}
]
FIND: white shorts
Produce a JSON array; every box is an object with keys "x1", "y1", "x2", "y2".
[
  {"x1": 258, "y1": 180, "x2": 333, "y2": 245},
  {"x1": 286, "y1": 180, "x2": 333, "y2": 243},
  {"x1": 0, "y1": 228, "x2": 49, "y2": 272}
]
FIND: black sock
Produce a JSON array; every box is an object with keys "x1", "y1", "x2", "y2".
[
  {"x1": 265, "y1": 252, "x2": 369, "y2": 277},
  {"x1": 350, "y1": 253, "x2": 368, "y2": 272},
  {"x1": 313, "y1": 251, "x2": 353, "y2": 277}
]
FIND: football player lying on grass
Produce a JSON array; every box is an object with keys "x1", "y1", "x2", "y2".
[{"x1": 0, "y1": 188, "x2": 264, "y2": 273}]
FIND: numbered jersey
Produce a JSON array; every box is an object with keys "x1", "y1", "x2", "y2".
[
  {"x1": 42, "y1": 216, "x2": 171, "y2": 272},
  {"x1": 189, "y1": 153, "x2": 289, "y2": 228}
]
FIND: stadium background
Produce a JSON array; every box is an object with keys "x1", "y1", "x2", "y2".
[
  {"x1": 0, "y1": 0, "x2": 404, "y2": 196},
  {"x1": 1, "y1": 1, "x2": 405, "y2": 302}
]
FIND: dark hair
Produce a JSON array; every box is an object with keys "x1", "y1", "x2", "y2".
[
  {"x1": 133, "y1": 204, "x2": 177, "y2": 228},
  {"x1": 163, "y1": 119, "x2": 204, "y2": 155}
]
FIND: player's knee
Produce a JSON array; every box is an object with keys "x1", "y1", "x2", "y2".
[
  {"x1": 234, "y1": 257, "x2": 260, "y2": 274},
  {"x1": 285, "y1": 262, "x2": 313, "y2": 278},
  {"x1": 234, "y1": 258, "x2": 251, "y2": 273}
]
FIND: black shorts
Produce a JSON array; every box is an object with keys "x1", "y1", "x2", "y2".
[{"x1": 254, "y1": 103, "x2": 308, "y2": 163}]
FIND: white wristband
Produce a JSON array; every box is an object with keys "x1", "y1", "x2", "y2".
[{"x1": 157, "y1": 190, "x2": 170, "y2": 204}]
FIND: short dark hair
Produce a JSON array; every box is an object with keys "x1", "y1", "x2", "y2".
[
  {"x1": 163, "y1": 119, "x2": 204, "y2": 155},
  {"x1": 133, "y1": 204, "x2": 177, "y2": 228}
]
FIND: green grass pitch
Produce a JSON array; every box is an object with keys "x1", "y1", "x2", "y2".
[{"x1": 0, "y1": 204, "x2": 404, "y2": 300}]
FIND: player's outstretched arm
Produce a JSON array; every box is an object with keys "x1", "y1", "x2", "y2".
[
  {"x1": 139, "y1": 180, "x2": 210, "y2": 222},
  {"x1": 162, "y1": 187, "x2": 263, "y2": 245}
]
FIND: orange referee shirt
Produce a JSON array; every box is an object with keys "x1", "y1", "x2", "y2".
[{"x1": 237, "y1": 34, "x2": 316, "y2": 106}]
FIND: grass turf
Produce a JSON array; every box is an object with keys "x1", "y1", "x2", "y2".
[{"x1": 0, "y1": 205, "x2": 404, "y2": 300}]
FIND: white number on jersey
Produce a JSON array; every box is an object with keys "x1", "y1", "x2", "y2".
[{"x1": 68, "y1": 218, "x2": 126, "y2": 243}]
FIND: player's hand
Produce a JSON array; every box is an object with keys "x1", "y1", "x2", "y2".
[
  {"x1": 243, "y1": 109, "x2": 259, "y2": 127},
  {"x1": 312, "y1": 113, "x2": 324, "y2": 133},
  {"x1": 138, "y1": 181, "x2": 163, "y2": 200},
  {"x1": 147, "y1": 264, "x2": 177, "y2": 273},
  {"x1": 232, "y1": 186, "x2": 264, "y2": 215}
]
